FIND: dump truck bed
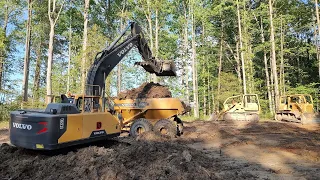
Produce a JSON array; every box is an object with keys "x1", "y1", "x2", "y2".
[{"x1": 113, "y1": 98, "x2": 186, "y2": 125}]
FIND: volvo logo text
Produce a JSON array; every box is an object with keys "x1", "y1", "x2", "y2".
[
  {"x1": 12, "y1": 122, "x2": 32, "y2": 130},
  {"x1": 117, "y1": 43, "x2": 133, "y2": 57}
]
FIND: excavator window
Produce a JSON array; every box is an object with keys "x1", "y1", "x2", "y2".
[
  {"x1": 76, "y1": 97, "x2": 83, "y2": 112},
  {"x1": 305, "y1": 95, "x2": 312, "y2": 104},
  {"x1": 246, "y1": 95, "x2": 257, "y2": 103},
  {"x1": 280, "y1": 97, "x2": 287, "y2": 104},
  {"x1": 291, "y1": 96, "x2": 304, "y2": 103},
  {"x1": 75, "y1": 97, "x2": 100, "y2": 112}
]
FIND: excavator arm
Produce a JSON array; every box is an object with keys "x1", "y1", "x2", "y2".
[{"x1": 85, "y1": 22, "x2": 176, "y2": 96}]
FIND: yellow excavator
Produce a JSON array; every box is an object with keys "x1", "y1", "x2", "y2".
[
  {"x1": 276, "y1": 94, "x2": 320, "y2": 124},
  {"x1": 9, "y1": 22, "x2": 182, "y2": 150}
]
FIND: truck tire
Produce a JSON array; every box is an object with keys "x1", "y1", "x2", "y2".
[
  {"x1": 129, "y1": 118, "x2": 153, "y2": 138},
  {"x1": 154, "y1": 119, "x2": 177, "y2": 138}
]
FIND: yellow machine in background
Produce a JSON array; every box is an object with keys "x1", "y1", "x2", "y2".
[
  {"x1": 221, "y1": 94, "x2": 260, "y2": 122},
  {"x1": 276, "y1": 94, "x2": 319, "y2": 124}
]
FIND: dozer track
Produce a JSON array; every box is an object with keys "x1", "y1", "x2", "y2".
[{"x1": 223, "y1": 112, "x2": 259, "y2": 122}]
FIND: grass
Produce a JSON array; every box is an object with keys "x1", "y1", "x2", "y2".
[{"x1": 0, "y1": 121, "x2": 9, "y2": 129}]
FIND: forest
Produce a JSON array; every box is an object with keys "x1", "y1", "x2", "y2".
[{"x1": 0, "y1": 0, "x2": 319, "y2": 120}]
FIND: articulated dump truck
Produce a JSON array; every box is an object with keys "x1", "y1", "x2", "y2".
[{"x1": 9, "y1": 22, "x2": 185, "y2": 150}]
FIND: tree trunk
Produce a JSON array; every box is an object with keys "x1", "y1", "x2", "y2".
[
  {"x1": 22, "y1": 0, "x2": 32, "y2": 102},
  {"x1": 155, "y1": 7, "x2": 160, "y2": 83},
  {"x1": 315, "y1": 0, "x2": 320, "y2": 79},
  {"x1": 81, "y1": 0, "x2": 89, "y2": 94},
  {"x1": 217, "y1": 30, "x2": 223, "y2": 105},
  {"x1": 260, "y1": 17, "x2": 273, "y2": 114},
  {"x1": 46, "y1": 0, "x2": 64, "y2": 103},
  {"x1": 269, "y1": 0, "x2": 280, "y2": 111},
  {"x1": 280, "y1": 15, "x2": 285, "y2": 95},
  {"x1": 235, "y1": 41, "x2": 241, "y2": 84},
  {"x1": 202, "y1": 23, "x2": 206, "y2": 116},
  {"x1": 46, "y1": 24, "x2": 55, "y2": 103},
  {"x1": 208, "y1": 66, "x2": 211, "y2": 115},
  {"x1": 191, "y1": 2, "x2": 199, "y2": 118},
  {"x1": 248, "y1": 45, "x2": 254, "y2": 93},
  {"x1": 67, "y1": 15, "x2": 72, "y2": 93},
  {"x1": 33, "y1": 41, "x2": 42, "y2": 102},
  {"x1": 270, "y1": 59, "x2": 275, "y2": 111},
  {"x1": 155, "y1": 8, "x2": 159, "y2": 59},
  {"x1": 145, "y1": 0, "x2": 157, "y2": 83},
  {"x1": 183, "y1": 2, "x2": 189, "y2": 104},
  {"x1": 237, "y1": 0, "x2": 246, "y2": 94}
]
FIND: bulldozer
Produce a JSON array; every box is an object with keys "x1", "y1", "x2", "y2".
[
  {"x1": 9, "y1": 22, "x2": 185, "y2": 150},
  {"x1": 210, "y1": 94, "x2": 260, "y2": 122},
  {"x1": 276, "y1": 94, "x2": 320, "y2": 124}
]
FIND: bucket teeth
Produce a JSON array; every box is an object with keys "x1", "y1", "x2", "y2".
[{"x1": 135, "y1": 60, "x2": 176, "y2": 76}]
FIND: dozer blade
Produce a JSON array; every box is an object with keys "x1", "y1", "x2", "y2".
[
  {"x1": 135, "y1": 60, "x2": 176, "y2": 76},
  {"x1": 276, "y1": 112, "x2": 320, "y2": 125}
]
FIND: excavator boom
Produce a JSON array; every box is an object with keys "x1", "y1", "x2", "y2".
[{"x1": 85, "y1": 22, "x2": 176, "y2": 95}]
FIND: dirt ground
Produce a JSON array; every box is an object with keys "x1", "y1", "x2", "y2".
[
  {"x1": 0, "y1": 120, "x2": 319, "y2": 180},
  {"x1": 117, "y1": 82, "x2": 172, "y2": 99}
]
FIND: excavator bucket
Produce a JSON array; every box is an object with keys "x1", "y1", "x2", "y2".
[{"x1": 135, "y1": 60, "x2": 176, "y2": 76}]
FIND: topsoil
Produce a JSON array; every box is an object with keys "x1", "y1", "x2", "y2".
[
  {"x1": 117, "y1": 82, "x2": 172, "y2": 99},
  {"x1": 1, "y1": 120, "x2": 320, "y2": 179}
]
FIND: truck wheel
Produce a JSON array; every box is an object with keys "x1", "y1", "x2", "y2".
[
  {"x1": 129, "y1": 118, "x2": 153, "y2": 138},
  {"x1": 154, "y1": 119, "x2": 177, "y2": 138}
]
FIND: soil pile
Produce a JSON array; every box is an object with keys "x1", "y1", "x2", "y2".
[
  {"x1": 117, "y1": 82, "x2": 172, "y2": 99},
  {"x1": 1, "y1": 121, "x2": 320, "y2": 179},
  {"x1": 0, "y1": 138, "x2": 260, "y2": 180}
]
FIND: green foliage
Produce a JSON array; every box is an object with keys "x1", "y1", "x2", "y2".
[{"x1": 0, "y1": 103, "x2": 20, "y2": 122}]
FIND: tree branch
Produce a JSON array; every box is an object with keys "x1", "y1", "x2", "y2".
[{"x1": 54, "y1": 0, "x2": 66, "y2": 25}]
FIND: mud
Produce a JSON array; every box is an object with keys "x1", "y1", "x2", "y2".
[
  {"x1": 117, "y1": 82, "x2": 172, "y2": 99},
  {"x1": 0, "y1": 128, "x2": 8, "y2": 144},
  {"x1": 1, "y1": 120, "x2": 320, "y2": 179}
]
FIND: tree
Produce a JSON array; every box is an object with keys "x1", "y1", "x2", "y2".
[
  {"x1": 315, "y1": 0, "x2": 320, "y2": 79},
  {"x1": 237, "y1": 0, "x2": 246, "y2": 94},
  {"x1": 190, "y1": 0, "x2": 199, "y2": 118},
  {"x1": 22, "y1": 0, "x2": 32, "y2": 102},
  {"x1": 81, "y1": 0, "x2": 89, "y2": 94},
  {"x1": 0, "y1": 0, "x2": 23, "y2": 90},
  {"x1": 269, "y1": 0, "x2": 279, "y2": 111},
  {"x1": 46, "y1": 0, "x2": 65, "y2": 103}
]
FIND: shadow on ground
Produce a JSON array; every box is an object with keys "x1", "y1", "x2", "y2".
[{"x1": 178, "y1": 120, "x2": 320, "y2": 179}]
